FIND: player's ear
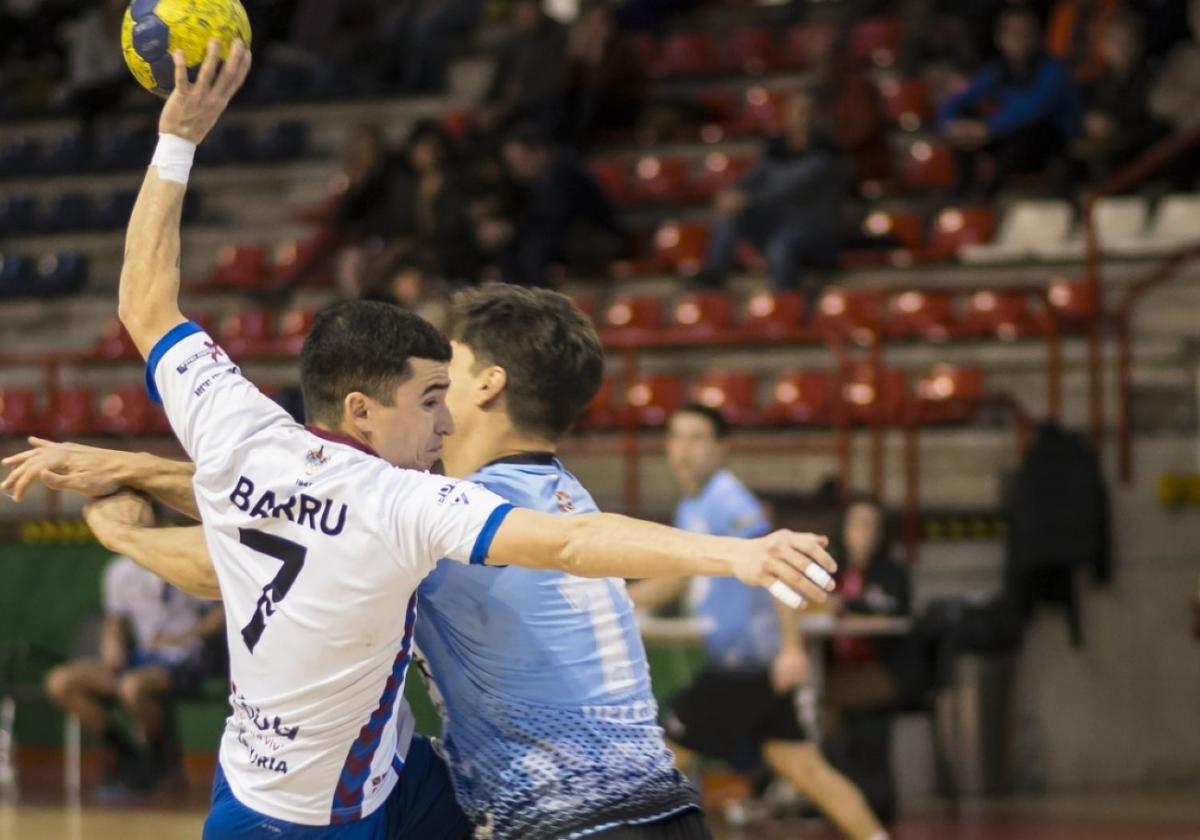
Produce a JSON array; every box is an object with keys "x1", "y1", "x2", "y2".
[
  {"x1": 344, "y1": 392, "x2": 371, "y2": 431},
  {"x1": 476, "y1": 365, "x2": 507, "y2": 409}
]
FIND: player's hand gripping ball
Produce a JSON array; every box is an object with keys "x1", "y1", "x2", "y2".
[{"x1": 122, "y1": 0, "x2": 251, "y2": 98}]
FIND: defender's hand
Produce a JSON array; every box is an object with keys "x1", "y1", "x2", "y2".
[
  {"x1": 771, "y1": 646, "x2": 810, "y2": 693},
  {"x1": 159, "y1": 38, "x2": 252, "y2": 145},
  {"x1": 1, "y1": 438, "x2": 128, "y2": 502},
  {"x1": 732, "y1": 530, "x2": 837, "y2": 607},
  {"x1": 83, "y1": 492, "x2": 154, "y2": 543}
]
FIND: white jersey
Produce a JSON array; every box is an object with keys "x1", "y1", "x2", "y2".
[
  {"x1": 148, "y1": 322, "x2": 513, "y2": 826},
  {"x1": 104, "y1": 555, "x2": 206, "y2": 665}
]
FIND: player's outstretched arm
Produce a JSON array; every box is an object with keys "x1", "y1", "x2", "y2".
[
  {"x1": 486, "y1": 510, "x2": 836, "y2": 607},
  {"x1": 84, "y1": 492, "x2": 221, "y2": 600},
  {"x1": 119, "y1": 39, "x2": 251, "y2": 357},
  {"x1": 1, "y1": 438, "x2": 200, "y2": 518}
]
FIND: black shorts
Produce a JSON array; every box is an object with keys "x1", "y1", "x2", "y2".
[
  {"x1": 587, "y1": 808, "x2": 713, "y2": 840},
  {"x1": 661, "y1": 669, "x2": 807, "y2": 768}
]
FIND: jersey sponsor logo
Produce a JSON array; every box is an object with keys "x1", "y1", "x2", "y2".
[
  {"x1": 231, "y1": 688, "x2": 298, "y2": 776},
  {"x1": 436, "y1": 482, "x2": 470, "y2": 506},
  {"x1": 229, "y1": 475, "x2": 348, "y2": 537},
  {"x1": 175, "y1": 343, "x2": 227, "y2": 375},
  {"x1": 305, "y1": 445, "x2": 331, "y2": 476},
  {"x1": 554, "y1": 490, "x2": 576, "y2": 514}
]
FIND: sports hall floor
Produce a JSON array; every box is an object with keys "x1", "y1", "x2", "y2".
[{"x1": 2, "y1": 788, "x2": 1199, "y2": 840}]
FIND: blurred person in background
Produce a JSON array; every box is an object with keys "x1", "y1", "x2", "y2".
[
  {"x1": 696, "y1": 88, "x2": 846, "y2": 300},
  {"x1": 43, "y1": 504, "x2": 223, "y2": 796},
  {"x1": 378, "y1": 0, "x2": 485, "y2": 94},
  {"x1": 1045, "y1": 0, "x2": 1125, "y2": 82},
  {"x1": 822, "y1": 497, "x2": 912, "y2": 738},
  {"x1": 55, "y1": 0, "x2": 128, "y2": 147},
  {"x1": 558, "y1": 0, "x2": 648, "y2": 150},
  {"x1": 1148, "y1": 0, "x2": 1200, "y2": 185},
  {"x1": 482, "y1": 123, "x2": 625, "y2": 287},
  {"x1": 1069, "y1": 11, "x2": 1166, "y2": 184},
  {"x1": 629, "y1": 405, "x2": 887, "y2": 840},
  {"x1": 939, "y1": 5, "x2": 1082, "y2": 197},
  {"x1": 476, "y1": 0, "x2": 566, "y2": 138}
]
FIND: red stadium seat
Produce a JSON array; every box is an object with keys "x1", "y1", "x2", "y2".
[
  {"x1": 849, "y1": 17, "x2": 904, "y2": 67},
  {"x1": 93, "y1": 318, "x2": 140, "y2": 361},
  {"x1": 624, "y1": 374, "x2": 685, "y2": 427},
  {"x1": 764, "y1": 371, "x2": 831, "y2": 425},
  {"x1": 877, "y1": 77, "x2": 932, "y2": 131},
  {"x1": 845, "y1": 209, "x2": 925, "y2": 268},
  {"x1": 626, "y1": 221, "x2": 711, "y2": 277},
  {"x1": 276, "y1": 308, "x2": 315, "y2": 355},
  {"x1": 840, "y1": 364, "x2": 907, "y2": 424},
  {"x1": 630, "y1": 156, "x2": 692, "y2": 205},
  {"x1": 736, "y1": 87, "x2": 788, "y2": 135},
  {"x1": 813, "y1": 288, "x2": 883, "y2": 342},
  {"x1": 670, "y1": 292, "x2": 733, "y2": 336},
  {"x1": 742, "y1": 291, "x2": 805, "y2": 337},
  {"x1": 218, "y1": 308, "x2": 273, "y2": 357},
  {"x1": 576, "y1": 376, "x2": 618, "y2": 431},
  {"x1": 692, "y1": 153, "x2": 754, "y2": 200},
  {"x1": 204, "y1": 243, "x2": 272, "y2": 290},
  {"x1": 589, "y1": 158, "x2": 632, "y2": 205},
  {"x1": 0, "y1": 388, "x2": 38, "y2": 437},
  {"x1": 780, "y1": 23, "x2": 838, "y2": 70},
  {"x1": 601, "y1": 295, "x2": 663, "y2": 332},
  {"x1": 722, "y1": 27, "x2": 778, "y2": 75},
  {"x1": 275, "y1": 234, "x2": 334, "y2": 288},
  {"x1": 957, "y1": 289, "x2": 1045, "y2": 340},
  {"x1": 899, "y1": 139, "x2": 956, "y2": 192},
  {"x1": 885, "y1": 290, "x2": 954, "y2": 341},
  {"x1": 48, "y1": 388, "x2": 95, "y2": 437},
  {"x1": 926, "y1": 206, "x2": 996, "y2": 261},
  {"x1": 654, "y1": 32, "x2": 720, "y2": 78},
  {"x1": 1047, "y1": 277, "x2": 1098, "y2": 326},
  {"x1": 691, "y1": 372, "x2": 758, "y2": 425},
  {"x1": 97, "y1": 386, "x2": 153, "y2": 436},
  {"x1": 914, "y1": 364, "x2": 984, "y2": 422}
]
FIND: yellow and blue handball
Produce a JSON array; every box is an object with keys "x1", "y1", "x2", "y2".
[{"x1": 122, "y1": 0, "x2": 251, "y2": 97}]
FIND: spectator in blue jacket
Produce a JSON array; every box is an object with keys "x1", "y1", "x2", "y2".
[
  {"x1": 939, "y1": 5, "x2": 1082, "y2": 197},
  {"x1": 697, "y1": 88, "x2": 847, "y2": 300}
]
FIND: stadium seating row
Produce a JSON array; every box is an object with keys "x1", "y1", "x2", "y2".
[
  {"x1": 0, "y1": 122, "x2": 308, "y2": 179},
  {"x1": 0, "y1": 190, "x2": 200, "y2": 235},
  {"x1": 578, "y1": 362, "x2": 982, "y2": 431}
]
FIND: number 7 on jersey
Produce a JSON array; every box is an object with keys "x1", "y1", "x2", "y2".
[{"x1": 238, "y1": 528, "x2": 307, "y2": 653}]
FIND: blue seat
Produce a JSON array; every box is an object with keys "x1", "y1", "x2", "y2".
[
  {"x1": 257, "y1": 122, "x2": 308, "y2": 162},
  {"x1": 33, "y1": 252, "x2": 88, "y2": 297},
  {"x1": 94, "y1": 130, "x2": 154, "y2": 171},
  {"x1": 0, "y1": 140, "x2": 40, "y2": 178},
  {"x1": 0, "y1": 254, "x2": 34, "y2": 299},
  {"x1": 93, "y1": 189, "x2": 138, "y2": 229},
  {"x1": 40, "y1": 135, "x2": 87, "y2": 174},
  {"x1": 42, "y1": 193, "x2": 93, "y2": 232},
  {"x1": 0, "y1": 195, "x2": 37, "y2": 235}
]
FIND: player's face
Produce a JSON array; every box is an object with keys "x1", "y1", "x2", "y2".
[
  {"x1": 665, "y1": 412, "x2": 726, "y2": 496},
  {"x1": 368, "y1": 358, "x2": 454, "y2": 471},
  {"x1": 844, "y1": 501, "x2": 883, "y2": 568}
]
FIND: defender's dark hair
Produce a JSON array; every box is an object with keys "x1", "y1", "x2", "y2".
[
  {"x1": 446, "y1": 285, "x2": 603, "y2": 438},
  {"x1": 300, "y1": 301, "x2": 451, "y2": 425},
  {"x1": 672, "y1": 403, "x2": 731, "y2": 439}
]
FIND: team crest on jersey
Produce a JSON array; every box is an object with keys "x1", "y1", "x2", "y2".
[
  {"x1": 554, "y1": 490, "x2": 576, "y2": 513},
  {"x1": 305, "y1": 446, "x2": 331, "y2": 475}
]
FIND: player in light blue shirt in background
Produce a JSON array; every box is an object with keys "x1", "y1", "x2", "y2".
[{"x1": 630, "y1": 405, "x2": 888, "y2": 840}]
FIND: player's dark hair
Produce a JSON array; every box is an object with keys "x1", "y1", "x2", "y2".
[
  {"x1": 446, "y1": 285, "x2": 603, "y2": 439},
  {"x1": 673, "y1": 403, "x2": 731, "y2": 439},
  {"x1": 300, "y1": 301, "x2": 451, "y2": 426}
]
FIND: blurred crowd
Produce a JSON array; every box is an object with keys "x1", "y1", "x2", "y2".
[{"x1": 4, "y1": 0, "x2": 1200, "y2": 305}]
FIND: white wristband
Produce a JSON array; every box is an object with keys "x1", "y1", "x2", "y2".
[{"x1": 151, "y1": 134, "x2": 197, "y2": 185}]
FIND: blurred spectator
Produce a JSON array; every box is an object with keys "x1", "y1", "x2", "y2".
[
  {"x1": 484, "y1": 124, "x2": 625, "y2": 287},
  {"x1": 361, "y1": 246, "x2": 452, "y2": 327},
  {"x1": 378, "y1": 0, "x2": 485, "y2": 93},
  {"x1": 477, "y1": 0, "x2": 567, "y2": 138},
  {"x1": 939, "y1": 6, "x2": 1082, "y2": 197},
  {"x1": 44, "y1": 525, "x2": 223, "y2": 795},
  {"x1": 1070, "y1": 12, "x2": 1165, "y2": 183},
  {"x1": 56, "y1": 0, "x2": 128, "y2": 143},
  {"x1": 558, "y1": 0, "x2": 648, "y2": 150},
  {"x1": 1148, "y1": 0, "x2": 1200, "y2": 130},
  {"x1": 629, "y1": 405, "x2": 887, "y2": 840},
  {"x1": 812, "y1": 28, "x2": 892, "y2": 191},
  {"x1": 336, "y1": 124, "x2": 393, "y2": 240},
  {"x1": 823, "y1": 496, "x2": 911, "y2": 737},
  {"x1": 1045, "y1": 0, "x2": 1125, "y2": 82},
  {"x1": 697, "y1": 89, "x2": 846, "y2": 299}
]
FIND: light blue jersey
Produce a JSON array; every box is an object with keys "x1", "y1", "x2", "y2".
[
  {"x1": 674, "y1": 470, "x2": 777, "y2": 670},
  {"x1": 415, "y1": 453, "x2": 698, "y2": 840}
]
